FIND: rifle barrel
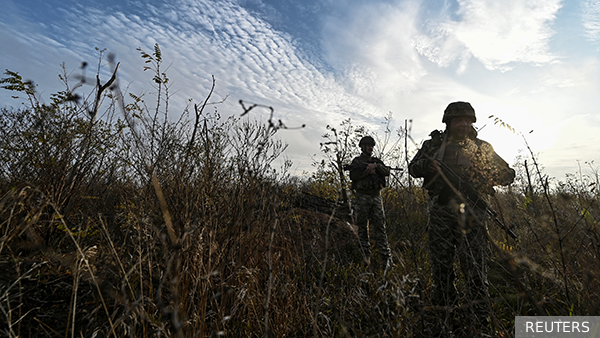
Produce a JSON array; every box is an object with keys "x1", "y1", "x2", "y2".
[{"x1": 343, "y1": 164, "x2": 403, "y2": 171}]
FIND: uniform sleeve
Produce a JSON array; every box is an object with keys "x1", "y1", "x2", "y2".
[
  {"x1": 408, "y1": 140, "x2": 432, "y2": 178},
  {"x1": 375, "y1": 158, "x2": 390, "y2": 177},
  {"x1": 349, "y1": 157, "x2": 367, "y2": 181},
  {"x1": 492, "y1": 152, "x2": 515, "y2": 186},
  {"x1": 480, "y1": 141, "x2": 515, "y2": 187}
]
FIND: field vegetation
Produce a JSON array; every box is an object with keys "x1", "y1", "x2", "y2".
[{"x1": 1, "y1": 46, "x2": 599, "y2": 337}]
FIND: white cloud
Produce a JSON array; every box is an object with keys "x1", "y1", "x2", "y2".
[
  {"x1": 321, "y1": 0, "x2": 426, "y2": 104},
  {"x1": 18, "y1": 0, "x2": 380, "y2": 128},
  {"x1": 417, "y1": 0, "x2": 561, "y2": 71},
  {"x1": 582, "y1": 0, "x2": 600, "y2": 44},
  {"x1": 539, "y1": 56, "x2": 599, "y2": 91},
  {"x1": 537, "y1": 114, "x2": 600, "y2": 179}
]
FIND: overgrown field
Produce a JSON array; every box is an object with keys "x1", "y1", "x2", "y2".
[{"x1": 1, "y1": 48, "x2": 599, "y2": 337}]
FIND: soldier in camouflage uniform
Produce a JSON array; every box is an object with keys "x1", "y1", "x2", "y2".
[
  {"x1": 408, "y1": 102, "x2": 515, "y2": 332},
  {"x1": 349, "y1": 136, "x2": 392, "y2": 267}
]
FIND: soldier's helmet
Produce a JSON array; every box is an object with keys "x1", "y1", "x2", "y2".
[
  {"x1": 442, "y1": 101, "x2": 476, "y2": 124},
  {"x1": 358, "y1": 136, "x2": 376, "y2": 147}
]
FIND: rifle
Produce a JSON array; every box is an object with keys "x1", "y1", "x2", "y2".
[
  {"x1": 342, "y1": 163, "x2": 403, "y2": 172},
  {"x1": 435, "y1": 160, "x2": 520, "y2": 244},
  {"x1": 343, "y1": 162, "x2": 403, "y2": 191}
]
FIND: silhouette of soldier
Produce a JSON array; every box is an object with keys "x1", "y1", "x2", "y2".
[
  {"x1": 409, "y1": 102, "x2": 515, "y2": 335},
  {"x1": 349, "y1": 136, "x2": 392, "y2": 268}
]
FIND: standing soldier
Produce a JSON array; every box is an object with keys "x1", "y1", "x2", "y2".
[
  {"x1": 349, "y1": 136, "x2": 392, "y2": 269},
  {"x1": 408, "y1": 102, "x2": 515, "y2": 334}
]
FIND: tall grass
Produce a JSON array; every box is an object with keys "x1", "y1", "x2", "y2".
[{"x1": 1, "y1": 47, "x2": 599, "y2": 337}]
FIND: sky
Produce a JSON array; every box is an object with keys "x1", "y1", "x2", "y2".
[{"x1": 1, "y1": 0, "x2": 599, "y2": 182}]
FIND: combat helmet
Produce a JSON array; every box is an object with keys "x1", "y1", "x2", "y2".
[
  {"x1": 358, "y1": 136, "x2": 375, "y2": 147},
  {"x1": 442, "y1": 101, "x2": 476, "y2": 124}
]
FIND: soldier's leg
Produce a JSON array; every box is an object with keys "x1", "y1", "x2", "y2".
[
  {"x1": 458, "y1": 212, "x2": 491, "y2": 332},
  {"x1": 354, "y1": 193, "x2": 372, "y2": 262},
  {"x1": 428, "y1": 202, "x2": 461, "y2": 336},
  {"x1": 428, "y1": 203, "x2": 459, "y2": 308},
  {"x1": 371, "y1": 195, "x2": 391, "y2": 262}
]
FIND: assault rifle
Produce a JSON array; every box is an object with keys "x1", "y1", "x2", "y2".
[
  {"x1": 343, "y1": 162, "x2": 403, "y2": 190},
  {"x1": 342, "y1": 163, "x2": 403, "y2": 172},
  {"x1": 435, "y1": 160, "x2": 520, "y2": 244}
]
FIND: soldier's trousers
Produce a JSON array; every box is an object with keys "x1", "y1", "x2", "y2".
[
  {"x1": 428, "y1": 197, "x2": 490, "y2": 315},
  {"x1": 354, "y1": 193, "x2": 391, "y2": 261}
]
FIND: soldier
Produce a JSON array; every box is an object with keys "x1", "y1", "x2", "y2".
[
  {"x1": 408, "y1": 102, "x2": 515, "y2": 333},
  {"x1": 349, "y1": 136, "x2": 392, "y2": 268}
]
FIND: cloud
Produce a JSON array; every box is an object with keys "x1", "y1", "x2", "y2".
[
  {"x1": 582, "y1": 0, "x2": 600, "y2": 44},
  {"x1": 539, "y1": 56, "x2": 600, "y2": 92},
  {"x1": 321, "y1": 0, "x2": 426, "y2": 103},
  {"x1": 537, "y1": 114, "x2": 600, "y2": 178},
  {"x1": 417, "y1": 0, "x2": 561, "y2": 71},
  {"x1": 1, "y1": 0, "x2": 397, "y2": 174},
  {"x1": 1, "y1": 0, "x2": 598, "y2": 179},
  {"x1": 2, "y1": 0, "x2": 383, "y2": 125}
]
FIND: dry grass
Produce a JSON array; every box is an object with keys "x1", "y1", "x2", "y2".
[{"x1": 1, "y1": 48, "x2": 599, "y2": 337}]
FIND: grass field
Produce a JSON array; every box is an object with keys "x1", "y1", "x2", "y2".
[{"x1": 1, "y1": 48, "x2": 599, "y2": 337}]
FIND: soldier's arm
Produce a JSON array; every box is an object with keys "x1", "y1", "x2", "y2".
[
  {"x1": 349, "y1": 157, "x2": 368, "y2": 181},
  {"x1": 495, "y1": 158, "x2": 516, "y2": 186},
  {"x1": 408, "y1": 140, "x2": 433, "y2": 178},
  {"x1": 481, "y1": 142, "x2": 516, "y2": 186}
]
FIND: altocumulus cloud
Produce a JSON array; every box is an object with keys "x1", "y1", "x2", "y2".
[
  {"x1": 321, "y1": 0, "x2": 426, "y2": 107},
  {"x1": 2, "y1": 0, "x2": 398, "y2": 171},
  {"x1": 582, "y1": 0, "x2": 600, "y2": 44},
  {"x1": 3, "y1": 0, "x2": 389, "y2": 128}
]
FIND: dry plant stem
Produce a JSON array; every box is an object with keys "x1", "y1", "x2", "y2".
[
  {"x1": 405, "y1": 119, "x2": 412, "y2": 189},
  {"x1": 155, "y1": 252, "x2": 183, "y2": 338},
  {"x1": 186, "y1": 75, "x2": 215, "y2": 166},
  {"x1": 90, "y1": 62, "x2": 120, "y2": 121},
  {"x1": 264, "y1": 215, "x2": 278, "y2": 338},
  {"x1": 110, "y1": 53, "x2": 178, "y2": 249},
  {"x1": 1, "y1": 262, "x2": 46, "y2": 338},
  {"x1": 49, "y1": 203, "x2": 118, "y2": 338},
  {"x1": 522, "y1": 134, "x2": 571, "y2": 304},
  {"x1": 17, "y1": 262, "x2": 22, "y2": 337},
  {"x1": 0, "y1": 187, "x2": 44, "y2": 257},
  {"x1": 152, "y1": 174, "x2": 177, "y2": 246},
  {"x1": 34, "y1": 317, "x2": 62, "y2": 337},
  {"x1": 311, "y1": 201, "x2": 336, "y2": 337},
  {"x1": 68, "y1": 256, "x2": 81, "y2": 338},
  {"x1": 137, "y1": 223, "x2": 147, "y2": 338},
  {"x1": 487, "y1": 232, "x2": 544, "y2": 315},
  {"x1": 98, "y1": 216, "x2": 137, "y2": 301},
  {"x1": 63, "y1": 63, "x2": 120, "y2": 218}
]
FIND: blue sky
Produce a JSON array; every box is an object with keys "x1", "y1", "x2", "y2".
[{"x1": 1, "y1": 0, "x2": 599, "y2": 181}]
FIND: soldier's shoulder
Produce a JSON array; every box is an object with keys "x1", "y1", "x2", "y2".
[
  {"x1": 351, "y1": 155, "x2": 363, "y2": 164},
  {"x1": 474, "y1": 138, "x2": 493, "y2": 148}
]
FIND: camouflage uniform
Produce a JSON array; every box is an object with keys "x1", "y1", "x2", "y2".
[
  {"x1": 409, "y1": 128, "x2": 515, "y2": 318},
  {"x1": 349, "y1": 153, "x2": 392, "y2": 263}
]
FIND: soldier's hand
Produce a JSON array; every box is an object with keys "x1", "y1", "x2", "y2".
[{"x1": 366, "y1": 163, "x2": 377, "y2": 174}]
